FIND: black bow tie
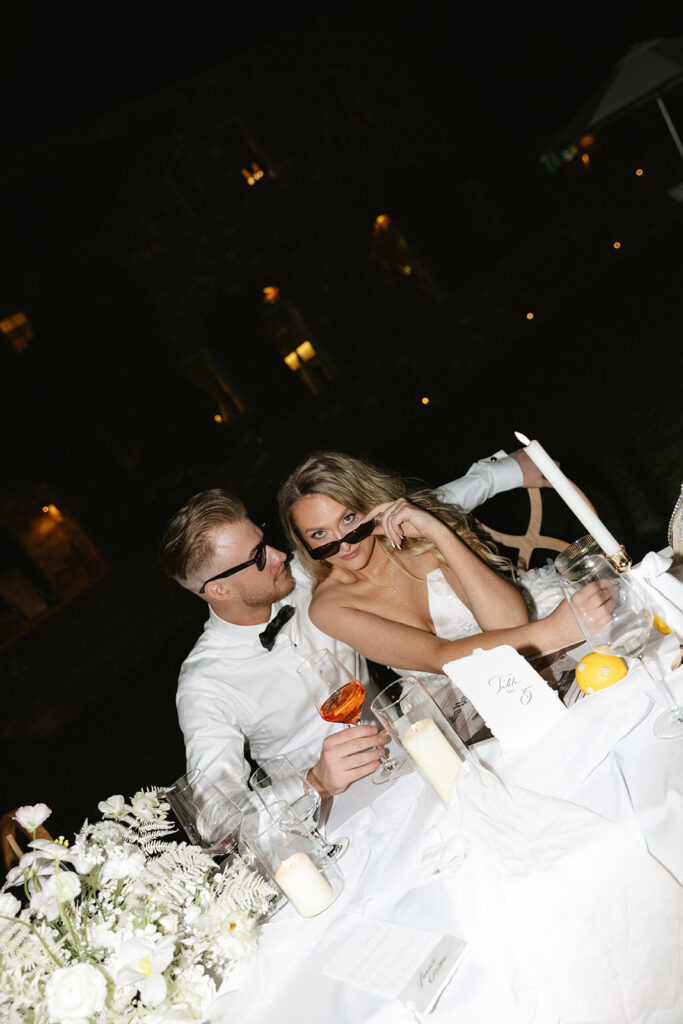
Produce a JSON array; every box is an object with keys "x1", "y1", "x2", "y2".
[{"x1": 259, "y1": 605, "x2": 295, "y2": 650}]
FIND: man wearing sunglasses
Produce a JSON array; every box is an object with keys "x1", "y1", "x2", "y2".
[{"x1": 160, "y1": 447, "x2": 548, "y2": 812}]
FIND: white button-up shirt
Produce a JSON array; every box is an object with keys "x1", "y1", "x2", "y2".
[
  {"x1": 175, "y1": 451, "x2": 522, "y2": 809},
  {"x1": 176, "y1": 563, "x2": 353, "y2": 811}
]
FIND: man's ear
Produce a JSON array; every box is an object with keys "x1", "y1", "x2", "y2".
[{"x1": 205, "y1": 579, "x2": 233, "y2": 601}]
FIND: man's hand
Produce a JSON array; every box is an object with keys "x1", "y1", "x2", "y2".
[
  {"x1": 307, "y1": 725, "x2": 387, "y2": 798},
  {"x1": 509, "y1": 447, "x2": 558, "y2": 489}
]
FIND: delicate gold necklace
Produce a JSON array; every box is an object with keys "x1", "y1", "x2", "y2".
[{"x1": 362, "y1": 554, "x2": 398, "y2": 593}]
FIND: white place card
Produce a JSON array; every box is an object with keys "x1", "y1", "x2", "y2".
[
  {"x1": 323, "y1": 917, "x2": 467, "y2": 1015},
  {"x1": 443, "y1": 645, "x2": 566, "y2": 757}
]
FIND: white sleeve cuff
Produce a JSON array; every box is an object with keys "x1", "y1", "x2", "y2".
[{"x1": 435, "y1": 450, "x2": 524, "y2": 513}]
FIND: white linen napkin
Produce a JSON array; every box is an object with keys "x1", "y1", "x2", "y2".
[
  {"x1": 480, "y1": 665, "x2": 651, "y2": 800},
  {"x1": 631, "y1": 551, "x2": 683, "y2": 639},
  {"x1": 210, "y1": 775, "x2": 451, "y2": 1023},
  {"x1": 422, "y1": 760, "x2": 683, "y2": 1024}
]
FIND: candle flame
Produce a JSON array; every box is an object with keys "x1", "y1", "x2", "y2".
[{"x1": 514, "y1": 431, "x2": 531, "y2": 446}]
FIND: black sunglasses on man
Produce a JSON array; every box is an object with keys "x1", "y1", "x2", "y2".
[{"x1": 199, "y1": 534, "x2": 268, "y2": 594}]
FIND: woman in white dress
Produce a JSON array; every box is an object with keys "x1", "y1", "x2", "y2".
[{"x1": 277, "y1": 451, "x2": 584, "y2": 675}]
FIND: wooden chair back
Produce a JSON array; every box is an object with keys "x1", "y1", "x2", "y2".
[
  {"x1": 1, "y1": 810, "x2": 53, "y2": 872},
  {"x1": 476, "y1": 483, "x2": 597, "y2": 573}
]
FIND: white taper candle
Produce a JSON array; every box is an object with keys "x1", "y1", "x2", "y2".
[{"x1": 514, "y1": 432, "x2": 621, "y2": 557}]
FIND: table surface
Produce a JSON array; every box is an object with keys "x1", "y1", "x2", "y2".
[{"x1": 210, "y1": 641, "x2": 683, "y2": 1024}]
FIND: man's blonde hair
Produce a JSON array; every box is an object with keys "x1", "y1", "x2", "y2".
[{"x1": 159, "y1": 489, "x2": 247, "y2": 586}]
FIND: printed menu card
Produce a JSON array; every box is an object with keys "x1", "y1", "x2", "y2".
[
  {"x1": 323, "y1": 917, "x2": 467, "y2": 1014},
  {"x1": 443, "y1": 645, "x2": 566, "y2": 756}
]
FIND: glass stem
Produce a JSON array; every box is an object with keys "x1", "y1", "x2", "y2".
[
  {"x1": 309, "y1": 825, "x2": 331, "y2": 850},
  {"x1": 637, "y1": 654, "x2": 681, "y2": 712}
]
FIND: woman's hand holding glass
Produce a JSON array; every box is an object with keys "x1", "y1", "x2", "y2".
[{"x1": 560, "y1": 563, "x2": 683, "y2": 739}]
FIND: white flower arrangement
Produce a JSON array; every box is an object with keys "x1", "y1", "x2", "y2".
[{"x1": 1, "y1": 795, "x2": 276, "y2": 1023}]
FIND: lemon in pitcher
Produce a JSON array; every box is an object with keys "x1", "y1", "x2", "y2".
[{"x1": 575, "y1": 652, "x2": 628, "y2": 694}]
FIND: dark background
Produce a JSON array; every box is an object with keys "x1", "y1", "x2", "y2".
[{"x1": 1, "y1": 2, "x2": 682, "y2": 843}]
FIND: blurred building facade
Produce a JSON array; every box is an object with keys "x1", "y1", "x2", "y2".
[
  {"x1": 2, "y1": 17, "x2": 682, "y2": 648},
  {"x1": 1, "y1": 22, "x2": 478, "y2": 586}
]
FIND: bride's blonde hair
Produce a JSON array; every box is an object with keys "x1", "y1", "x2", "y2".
[{"x1": 277, "y1": 451, "x2": 513, "y2": 585}]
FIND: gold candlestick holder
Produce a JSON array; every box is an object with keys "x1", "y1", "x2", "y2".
[
  {"x1": 555, "y1": 535, "x2": 632, "y2": 578},
  {"x1": 605, "y1": 546, "x2": 632, "y2": 574}
]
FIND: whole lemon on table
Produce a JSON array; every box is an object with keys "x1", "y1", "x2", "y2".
[{"x1": 575, "y1": 652, "x2": 629, "y2": 694}]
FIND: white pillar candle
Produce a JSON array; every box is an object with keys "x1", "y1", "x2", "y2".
[
  {"x1": 514, "y1": 432, "x2": 621, "y2": 557},
  {"x1": 402, "y1": 718, "x2": 462, "y2": 806},
  {"x1": 274, "y1": 852, "x2": 333, "y2": 917}
]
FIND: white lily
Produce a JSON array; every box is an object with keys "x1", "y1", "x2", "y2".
[
  {"x1": 4, "y1": 839, "x2": 76, "y2": 890},
  {"x1": 0, "y1": 892, "x2": 21, "y2": 917},
  {"x1": 44, "y1": 870, "x2": 81, "y2": 904},
  {"x1": 115, "y1": 934, "x2": 175, "y2": 1006},
  {"x1": 30, "y1": 870, "x2": 81, "y2": 920}
]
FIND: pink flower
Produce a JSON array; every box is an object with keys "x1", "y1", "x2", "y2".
[{"x1": 14, "y1": 803, "x2": 52, "y2": 834}]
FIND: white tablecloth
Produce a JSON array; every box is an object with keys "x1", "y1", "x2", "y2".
[{"x1": 211, "y1": 653, "x2": 683, "y2": 1024}]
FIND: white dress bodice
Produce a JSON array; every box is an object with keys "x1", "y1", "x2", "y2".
[
  {"x1": 425, "y1": 568, "x2": 481, "y2": 641},
  {"x1": 390, "y1": 568, "x2": 486, "y2": 743}
]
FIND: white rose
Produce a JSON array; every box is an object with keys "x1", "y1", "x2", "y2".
[
  {"x1": 131, "y1": 791, "x2": 161, "y2": 820},
  {"x1": 45, "y1": 963, "x2": 107, "y2": 1021},
  {"x1": 170, "y1": 966, "x2": 217, "y2": 1018},
  {"x1": 69, "y1": 850, "x2": 98, "y2": 874},
  {"x1": 100, "y1": 845, "x2": 145, "y2": 882},
  {"x1": 156, "y1": 911, "x2": 179, "y2": 934},
  {"x1": 0, "y1": 892, "x2": 21, "y2": 917}
]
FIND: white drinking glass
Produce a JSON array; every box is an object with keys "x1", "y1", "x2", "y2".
[
  {"x1": 560, "y1": 566, "x2": 683, "y2": 739},
  {"x1": 297, "y1": 648, "x2": 366, "y2": 725},
  {"x1": 297, "y1": 648, "x2": 410, "y2": 783},
  {"x1": 249, "y1": 755, "x2": 348, "y2": 858},
  {"x1": 165, "y1": 769, "x2": 243, "y2": 858},
  {"x1": 242, "y1": 801, "x2": 344, "y2": 919},
  {"x1": 371, "y1": 675, "x2": 468, "y2": 807}
]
